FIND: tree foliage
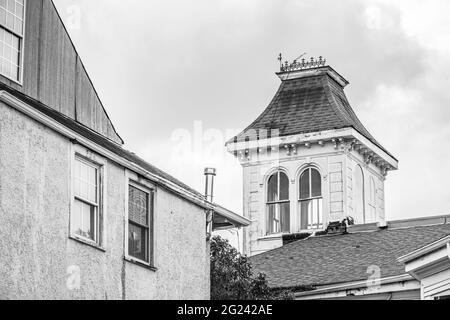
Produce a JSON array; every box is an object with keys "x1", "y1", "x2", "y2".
[{"x1": 210, "y1": 236, "x2": 294, "y2": 300}]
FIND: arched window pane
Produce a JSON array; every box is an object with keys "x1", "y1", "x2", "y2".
[
  {"x1": 266, "y1": 171, "x2": 290, "y2": 235},
  {"x1": 279, "y1": 172, "x2": 289, "y2": 201},
  {"x1": 267, "y1": 173, "x2": 278, "y2": 202},
  {"x1": 299, "y1": 170, "x2": 310, "y2": 200},
  {"x1": 311, "y1": 169, "x2": 321, "y2": 198},
  {"x1": 299, "y1": 167, "x2": 323, "y2": 230},
  {"x1": 354, "y1": 165, "x2": 365, "y2": 224},
  {"x1": 267, "y1": 204, "x2": 278, "y2": 234}
]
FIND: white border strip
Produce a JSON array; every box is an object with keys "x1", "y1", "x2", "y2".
[
  {"x1": 227, "y1": 128, "x2": 398, "y2": 169},
  {"x1": 295, "y1": 274, "x2": 414, "y2": 298}
]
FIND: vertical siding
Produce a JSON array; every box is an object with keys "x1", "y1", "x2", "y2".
[
  {"x1": 22, "y1": 0, "x2": 42, "y2": 98},
  {"x1": 0, "y1": 0, "x2": 122, "y2": 144},
  {"x1": 422, "y1": 270, "x2": 450, "y2": 300}
]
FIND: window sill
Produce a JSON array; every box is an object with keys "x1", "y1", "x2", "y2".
[
  {"x1": 0, "y1": 73, "x2": 23, "y2": 86},
  {"x1": 69, "y1": 235, "x2": 106, "y2": 252},
  {"x1": 258, "y1": 234, "x2": 285, "y2": 241},
  {"x1": 124, "y1": 256, "x2": 157, "y2": 272}
]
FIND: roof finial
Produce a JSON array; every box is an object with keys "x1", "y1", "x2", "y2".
[
  {"x1": 278, "y1": 53, "x2": 283, "y2": 70},
  {"x1": 279, "y1": 54, "x2": 327, "y2": 72}
]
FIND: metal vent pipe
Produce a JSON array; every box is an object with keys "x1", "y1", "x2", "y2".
[{"x1": 204, "y1": 168, "x2": 216, "y2": 240}]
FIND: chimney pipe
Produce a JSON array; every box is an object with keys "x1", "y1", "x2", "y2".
[
  {"x1": 204, "y1": 168, "x2": 216, "y2": 203},
  {"x1": 204, "y1": 168, "x2": 216, "y2": 241}
]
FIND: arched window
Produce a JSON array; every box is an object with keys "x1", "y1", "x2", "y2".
[
  {"x1": 266, "y1": 171, "x2": 290, "y2": 235},
  {"x1": 354, "y1": 165, "x2": 365, "y2": 224},
  {"x1": 299, "y1": 168, "x2": 323, "y2": 230},
  {"x1": 368, "y1": 177, "x2": 376, "y2": 222}
]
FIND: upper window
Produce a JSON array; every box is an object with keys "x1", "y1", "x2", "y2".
[
  {"x1": 72, "y1": 156, "x2": 101, "y2": 244},
  {"x1": 0, "y1": 0, "x2": 25, "y2": 83},
  {"x1": 266, "y1": 171, "x2": 290, "y2": 235},
  {"x1": 128, "y1": 183, "x2": 154, "y2": 265},
  {"x1": 299, "y1": 168, "x2": 323, "y2": 230}
]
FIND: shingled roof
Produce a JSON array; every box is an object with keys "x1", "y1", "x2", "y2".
[
  {"x1": 229, "y1": 66, "x2": 394, "y2": 159},
  {"x1": 251, "y1": 218, "x2": 450, "y2": 289}
]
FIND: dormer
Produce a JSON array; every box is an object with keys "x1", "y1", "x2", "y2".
[{"x1": 226, "y1": 56, "x2": 398, "y2": 256}]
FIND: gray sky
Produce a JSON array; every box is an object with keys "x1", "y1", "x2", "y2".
[{"x1": 54, "y1": 0, "x2": 450, "y2": 222}]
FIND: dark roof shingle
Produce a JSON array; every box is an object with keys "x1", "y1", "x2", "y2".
[{"x1": 251, "y1": 223, "x2": 450, "y2": 289}]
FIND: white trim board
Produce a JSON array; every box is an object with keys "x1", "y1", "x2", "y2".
[
  {"x1": 226, "y1": 128, "x2": 398, "y2": 170},
  {"x1": 295, "y1": 274, "x2": 418, "y2": 300}
]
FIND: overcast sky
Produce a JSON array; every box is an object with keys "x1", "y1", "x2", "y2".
[{"x1": 53, "y1": 0, "x2": 450, "y2": 224}]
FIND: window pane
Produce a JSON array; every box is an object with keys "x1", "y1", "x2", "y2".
[
  {"x1": 129, "y1": 185, "x2": 149, "y2": 226},
  {"x1": 280, "y1": 202, "x2": 290, "y2": 233},
  {"x1": 300, "y1": 200, "x2": 309, "y2": 230},
  {"x1": 128, "y1": 223, "x2": 148, "y2": 262},
  {"x1": 267, "y1": 173, "x2": 278, "y2": 202},
  {"x1": 299, "y1": 169, "x2": 310, "y2": 200},
  {"x1": 279, "y1": 172, "x2": 289, "y2": 201},
  {"x1": 0, "y1": 8, "x2": 6, "y2": 26},
  {"x1": 73, "y1": 200, "x2": 82, "y2": 235},
  {"x1": 266, "y1": 203, "x2": 278, "y2": 234},
  {"x1": 311, "y1": 169, "x2": 321, "y2": 197},
  {"x1": 74, "y1": 199, "x2": 96, "y2": 241},
  {"x1": 300, "y1": 199, "x2": 323, "y2": 230},
  {"x1": 0, "y1": 0, "x2": 24, "y2": 36},
  {"x1": 74, "y1": 158, "x2": 98, "y2": 204},
  {"x1": 82, "y1": 202, "x2": 96, "y2": 241}
]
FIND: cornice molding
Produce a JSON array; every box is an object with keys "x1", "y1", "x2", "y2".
[{"x1": 227, "y1": 128, "x2": 398, "y2": 172}]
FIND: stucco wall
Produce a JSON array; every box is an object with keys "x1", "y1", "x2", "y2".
[{"x1": 0, "y1": 101, "x2": 209, "y2": 300}]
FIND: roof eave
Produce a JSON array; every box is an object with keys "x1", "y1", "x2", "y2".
[
  {"x1": 294, "y1": 274, "x2": 415, "y2": 298},
  {"x1": 398, "y1": 235, "x2": 450, "y2": 264},
  {"x1": 226, "y1": 127, "x2": 398, "y2": 171},
  {"x1": 213, "y1": 204, "x2": 250, "y2": 229}
]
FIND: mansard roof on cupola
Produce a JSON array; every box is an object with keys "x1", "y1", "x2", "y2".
[{"x1": 227, "y1": 56, "x2": 398, "y2": 171}]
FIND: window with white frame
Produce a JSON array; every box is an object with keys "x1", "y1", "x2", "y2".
[
  {"x1": 299, "y1": 168, "x2": 323, "y2": 230},
  {"x1": 128, "y1": 183, "x2": 153, "y2": 264},
  {"x1": 72, "y1": 156, "x2": 101, "y2": 243},
  {"x1": 0, "y1": 0, "x2": 25, "y2": 82},
  {"x1": 266, "y1": 171, "x2": 290, "y2": 235}
]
